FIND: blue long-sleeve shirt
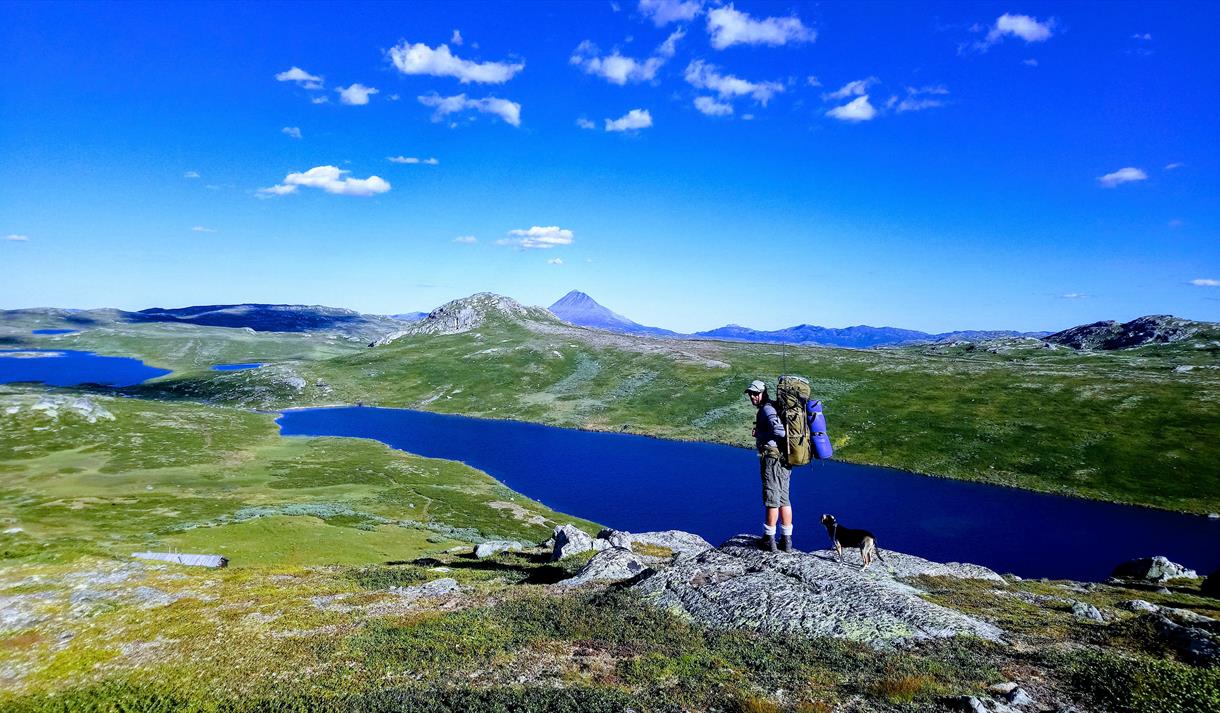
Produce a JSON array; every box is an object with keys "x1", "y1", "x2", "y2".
[{"x1": 754, "y1": 400, "x2": 786, "y2": 453}]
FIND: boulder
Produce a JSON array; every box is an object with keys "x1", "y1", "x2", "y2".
[
  {"x1": 1070, "y1": 601, "x2": 1104, "y2": 622},
  {"x1": 1110, "y1": 556, "x2": 1197, "y2": 583},
  {"x1": 550, "y1": 524, "x2": 594, "y2": 561},
  {"x1": 474, "y1": 540, "x2": 526, "y2": 559},
  {"x1": 388, "y1": 577, "x2": 460, "y2": 602},
  {"x1": 595, "y1": 528, "x2": 634, "y2": 551},
  {"x1": 632, "y1": 534, "x2": 1004, "y2": 648},
  {"x1": 1118, "y1": 599, "x2": 1159, "y2": 613},
  {"x1": 627, "y1": 530, "x2": 713, "y2": 557},
  {"x1": 557, "y1": 548, "x2": 652, "y2": 587},
  {"x1": 1152, "y1": 614, "x2": 1219, "y2": 667}
]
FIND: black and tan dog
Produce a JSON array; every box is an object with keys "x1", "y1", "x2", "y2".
[{"x1": 821, "y1": 514, "x2": 887, "y2": 569}]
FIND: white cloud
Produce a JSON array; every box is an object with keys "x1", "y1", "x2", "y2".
[
  {"x1": 1189, "y1": 278, "x2": 1220, "y2": 287},
  {"x1": 388, "y1": 156, "x2": 439, "y2": 165},
  {"x1": 576, "y1": 117, "x2": 596, "y2": 130},
  {"x1": 191, "y1": 226, "x2": 216, "y2": 233},
  {"x1": 499, "y1": 226, "x2": 575, "y2": 249},
  {"x1": 605, "y1": 108, "x2": 653, "y2": 132},
  {"x1": 1022, "y1": 58, "x2": 1039, "y2": 67},
  {"x1": 5, "y1": 234, "x2": 29, "y2": 242},
  {"x1": 257, "y1": 165, "x2": 391, "y2": 197},
  {"x1": 684, "y1": 60, "x2": 783, "y2": 105},
  {"x1": 979, "y1": 13, "x2": 1054, "y2": 49},
  {"x1": 570, "y1": 31, "x2": 681, "y2": 86},
  {"x1": 891, "y1": 85, "x2": 949, "y2": 113},
  {"x1": 1059, "y1": 292, "x2": 1088, "y2": 299},
  {"x1": 1097, "y1": 167, "x2": 1147, "y2": 188},
  {"x1": 694, "y1": 96, "x2": 733, "y2": 116},
  {"x1": 184, "y1": 171, "x2": 200, "y2": 179},
  {"x1": 706, "y1": 4, "x2": 815, "y2": 49},
  {"x1": 1165, "y1": 162, "x2": 1184, "y2": 170},
  {"x1": 451, "y1": 29, "x2": 464, "y2": 45},
  {"x1": 311, "y1": 95, "x2": 329, "y2": 104},
  {"x1": 826, "y1": 95, "x2": 877, "y2": 122},
  {"x1": 453, "y1": 235, "x2": 478, "y2": 244},
  {"x1": 388, "y1": 41, "x2": 524, "y2": 84},
  {"x1": 418, "y1": 93, "x2": 521, "y2": 126},
  {"x1": 336, "y1": 84, "x2": 378, "y2": 105},
  {"x1": 806, "y1": 75, "x2": 821, "y2": 87},
  {"x1": 282, "y1": 126, "x2": 302, "y2": 139},
  {"x1": 275, "y1": 66, "x2": 323, "y2": 88},
  {"x1": 823, "y1": 77, "x2": 876, "y2": 101},
  {"x1": 571, "y1": 46, "x2": 664, "y2": 85},
  {"x1": 658, "y1": 28, "x2": 685, "y2": 58},
  {"x1": 546, "y1": 257, "x2": 564, "y2": 265},
  {"x1": 1132, "y1": 33, "x2": 1152, "y2": 41},
  {"x1": 638, "y1": 0, "x2": 701, "y2": 26}
]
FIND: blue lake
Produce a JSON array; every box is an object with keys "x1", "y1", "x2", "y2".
[
  {"x1": 212, "y1": 363, "x2": 265, "y2": 371},
  {"x1": 31, "y1": 329, "x2": 78, "y2": 335},
  {"x1": 278, "y1": 406, "x2": 1220, "y2": 582},
  {"x1": 0, "y1": 349, "x2": 170, "y2": 387}
]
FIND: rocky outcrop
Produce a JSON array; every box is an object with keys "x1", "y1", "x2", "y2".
[
  {"x1": 1110, "y1": 556, "x2": 1198, "y2": 583},
  {"x1": 1044, "y1": 315, "x2": 1216, "y2": 350},
  {"x1": 626, "y1": 530, "x2": 713, "y2": 557},
  {"x1": 551, "y1": 525, "x2": 595, "y2": 561},
  {"x1": 373, "y1": 293, "x2": 560, "y2": 345},
  {"x1": 474, "y1": 541, "x2": 527, "y2": 559},
  {"x1": 557, "y1": 548, "x2": 652, "y2": 588},
  {"x1": 632, "y1": 534, "x2": 1005, "y2": 648}
]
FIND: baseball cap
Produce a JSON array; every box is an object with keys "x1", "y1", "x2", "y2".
[{"x1": 744, "y1": 379, "x2": 766, "y2": 394}]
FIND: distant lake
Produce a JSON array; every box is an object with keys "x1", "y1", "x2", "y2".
[
  {"x1": 278, "y1": 406, "x2": 1220, "y2": 581},
  {"x1": 32, "y1": 329, "x2": 78, "y2": 335},
  {"x1": 212, "y1": 363, "x2": 265, "y2": 371},
  {"x1": 0, "y1": 349, "x2": 169, "y2": 387}
]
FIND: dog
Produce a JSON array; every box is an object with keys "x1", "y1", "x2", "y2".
[{"x1": 821, "y1": 514, "x2": 887, "y2": 569}]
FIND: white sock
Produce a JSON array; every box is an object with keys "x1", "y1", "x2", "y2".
[
  {"x1": 780, "y1": 524, "x2": 793, "y2": 537},
  {"x1": 763, "y1": 524, "x2": 776, "y2": 537}
]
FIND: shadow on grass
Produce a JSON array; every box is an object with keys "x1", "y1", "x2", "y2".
[{"x1": 396, "y1": 554, "x2": 572, "y2": 585}]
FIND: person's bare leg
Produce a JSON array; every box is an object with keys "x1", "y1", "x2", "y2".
[
  {"x1": 779, "y1": 505, "x2": 792, "y2": 526},
  {"x1": 765, "y1": 507, "x2": 779, "y2": 527}
]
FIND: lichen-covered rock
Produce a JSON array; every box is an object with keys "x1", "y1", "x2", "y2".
[
  {"x1": 389, "y1": 577, "x2": 460, "y2": 602},
  {"x1": 551, "y1": 524, "x2": 594, "y2": 561},
  {"x1": 557, "y1": 548, "x2": 651, "y2": 587},
  {"x1": 1118, "y1": 599, "x2": 1159, "y2": 613},
  {"x1": 595, "y1": 528, "x2": 634, "y2": 551},
  {"x1": 1070, "y1": 601, "x2": 1104, "y2": 622},
  {"x1": 632, "y1": 534, "x2": 1004, "y2": 648},
  {"x1": 474, "y1": 540, "x2": 526, "y2": 559},
  {"x1": 627, "y1": 530, "x2": 712, "y2": 557},
  {"x1": 1111, "y1": 556, "x2": 1198, "y2": 583},
  {"x1": 1151, "y1": 614, "x2": 1219, "y2": 666}
]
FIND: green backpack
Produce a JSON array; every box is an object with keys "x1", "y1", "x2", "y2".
[{"x1": 775, "y1": 375, "x2": 812, "y2": 466}]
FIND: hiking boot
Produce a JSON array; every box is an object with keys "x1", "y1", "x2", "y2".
[
  {"x1": 759, "y1": 535, "x2": 777, "y2": 552},
  {"x1": 778, "y1": 535, "x2": 795, "y2": 553}
]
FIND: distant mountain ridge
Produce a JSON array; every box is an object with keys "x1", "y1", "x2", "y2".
[{"x1": 548, "y1": 291, "x2": 678, "y2": 337}]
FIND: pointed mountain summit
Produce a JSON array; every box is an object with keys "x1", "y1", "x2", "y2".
[
  {"x1": 548, "y1": 291, "x2": 677, "y2": 337},
  {"x1": 372, "y1": 292, "x2": 561, "y2": 346}
]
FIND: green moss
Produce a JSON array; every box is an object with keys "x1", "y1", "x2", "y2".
[{"x1": 1057, "y1": 649, "x2": 1220, "y2": 713}]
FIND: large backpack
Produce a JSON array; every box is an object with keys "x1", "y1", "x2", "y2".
[{"x1": 775, "y1": 375, "x2": 813, "y2": 466}]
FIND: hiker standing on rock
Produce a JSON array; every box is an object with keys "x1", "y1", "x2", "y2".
[{"x1": 746, "y1": 379, "x2": 794, "y2": 552}]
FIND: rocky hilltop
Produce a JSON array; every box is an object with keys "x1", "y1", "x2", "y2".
[
  {"x1": 1045, "y1": 314, "x2": 1220, "y2": 350},
  {"x1": 371, "y1": 292, "x2": 562, "y2": 345}
]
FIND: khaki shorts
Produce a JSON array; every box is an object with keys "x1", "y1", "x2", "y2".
[{"x1": 760, "y1": 455, "x2": 792, "y2": 508}]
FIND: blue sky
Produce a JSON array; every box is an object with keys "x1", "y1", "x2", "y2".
[{"x1": 2, "y1": 0, "x2": 1217, "y2": 332}]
